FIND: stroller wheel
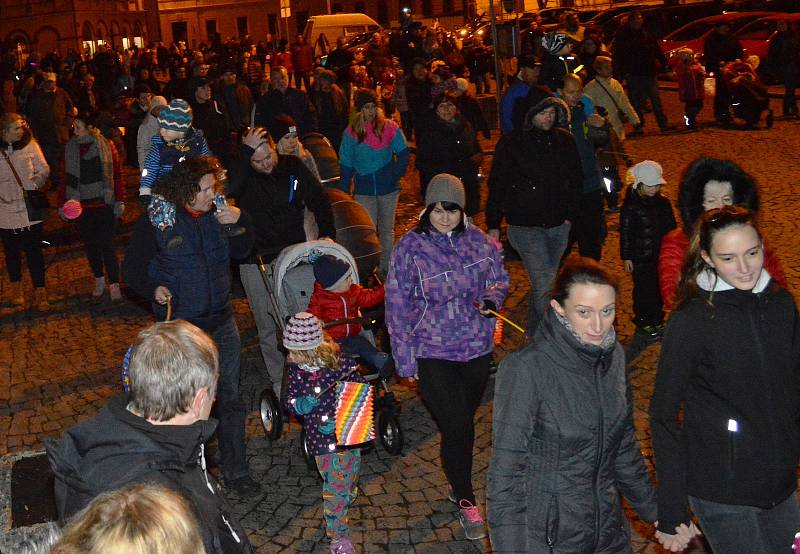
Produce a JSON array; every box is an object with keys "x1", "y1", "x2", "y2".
[
  {"x1": 259, "y1": 388, "x2": 283, "y2": 440},
  {"x1": 378, "y1": 409, "x2": 404, "y2": 455},
  {"x1": 300, "y1": 427, "x2": 319, "y2": 473}
]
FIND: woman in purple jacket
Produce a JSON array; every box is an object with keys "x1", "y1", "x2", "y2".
[{"x1": 386, "y1": 173, "x2": 509, "y2": 541}]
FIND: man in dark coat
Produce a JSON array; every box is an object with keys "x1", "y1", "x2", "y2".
[
  {"x1": 189, "y1": 77, "x2": 234, "y2": 166},
  {"x1": 227, "y1": 128, "x2": 335, "y2": 398},
  {"x1": 612, "y1": 12, "x2": 674, "y2": 132},
  {"x1": 486, "y1": 86, "x2": 582, "y2": 335},
  {"x1": 122, "y1": 156, "x2": 259, "y2": 497},
  {"x1": 253, "y1": 65, "x2": 317, "y2": 134},
  {"x1": 46, "y1": 319, "x2": 253, "y2": 554},
  {"x1": 704, "y1": 21, "x2": 744, "y2": 125}
]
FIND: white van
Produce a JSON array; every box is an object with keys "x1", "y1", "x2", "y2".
[{"x1": 303, "y1": 13, "x2": 381, "y2": 48}]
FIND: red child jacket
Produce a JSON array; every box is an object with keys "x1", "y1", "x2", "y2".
[{"x1": 307, "y1": 281, "x2": 385, "y2": 340}]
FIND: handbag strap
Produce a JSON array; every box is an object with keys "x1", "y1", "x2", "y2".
[
  {"x1": 0, "y1": 148, "x2": 25, "y2": 191},
  {"x1": 595, "y1": 78, "x2": 624, "y2": 114}
]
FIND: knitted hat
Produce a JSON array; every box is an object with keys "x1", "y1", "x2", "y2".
[
  {"x1": 355, "y1": 88, "x2": 379, "y2": 111},
  {"x1": 313, "y1": 254, "x2": 352, "y2": 290},
  {"x1": 283, "y1": 312, "x2": 324, "y2": 350},
  {"x1": 190, "y1": 76, "x2": 210, "y2": 91},
  {"x1": 268, "y1": 114, "x2": 298, "y2": 142},
  {"x1": 157, "y1": 99, "x2": 193, "y2": 131},
  {"x1": 425, "y1": 173, "x2": 465, "y2": 209},
  {"x1": 631, "y1": 160, "x2": 666, "y2": 187}
]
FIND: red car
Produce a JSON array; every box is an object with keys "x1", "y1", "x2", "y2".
[
  {"x1": 660, "y1": 12, "x2": 776, "y2": 59},
  {"x1": 736, "y1": 13, "x2": 800, "y2": 61}
]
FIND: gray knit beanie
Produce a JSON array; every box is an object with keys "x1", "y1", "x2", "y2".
[{"x1": 425, "y1": 173, "x2": 465, "y2": 209}]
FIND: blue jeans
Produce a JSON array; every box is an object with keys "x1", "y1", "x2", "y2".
[
  {"x1": 210, "y1": 317, "x2": 249, "y2": 482},
  {"x1": 690, "y1": 493, "x2": 800, "y2": 554},
  {"x1": 355, "y1": 190, "x2": 399, "y2": 277},
  {"x1": 626, "y1": 74, "x2": 668, "y2": 129},
  {"x1": 507, "y1": 223, "x2": 571, "y2": 336},
  {"x1": 338, "y1": 333, "x2": 388, "y2": 371}
]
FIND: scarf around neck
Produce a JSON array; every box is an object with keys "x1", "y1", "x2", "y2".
[{"x1": 65, "y1": 132, "x2": 115, "y2": 204}]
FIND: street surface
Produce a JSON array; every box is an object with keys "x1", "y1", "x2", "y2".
[{"x1": 2, "y1": 87, "x2": 799, "y2": 552}]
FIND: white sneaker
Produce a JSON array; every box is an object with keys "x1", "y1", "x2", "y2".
[
  {"x1": 92, "y1": 277, "x2": 106, "y2": 297},
  {"x1": 109, "y1": 283, "x2": 122, "y2": 301}
]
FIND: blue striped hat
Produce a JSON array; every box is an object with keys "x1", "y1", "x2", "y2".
[{"x1": 157, "y1": 99, "x2": 193, "y2": 131}]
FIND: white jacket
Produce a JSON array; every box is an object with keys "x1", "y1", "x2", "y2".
[{"x1": 0, "y1": 137, "x2": 50, "y2": 229}]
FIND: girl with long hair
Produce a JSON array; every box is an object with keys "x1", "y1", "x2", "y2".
[{"x1": 651, "y1": 206, "x2": 800, "y2": 553}]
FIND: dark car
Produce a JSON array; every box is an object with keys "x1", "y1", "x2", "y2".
[{"x1": 606, "y1": 2, "x2": 727, "y2": 44}]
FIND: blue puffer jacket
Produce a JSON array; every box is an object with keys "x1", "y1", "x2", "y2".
[{"x1": 123, "y1": 209, "x2": 254, "y2": 332}]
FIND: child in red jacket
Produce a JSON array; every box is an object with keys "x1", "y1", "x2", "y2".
[{"x1": 307, "y1": 254, "x2": 394, "y2": 378}]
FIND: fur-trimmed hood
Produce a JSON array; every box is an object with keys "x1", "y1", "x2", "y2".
[{"x1": 521, "y1": 86, "x2": 570, "y2": 131}]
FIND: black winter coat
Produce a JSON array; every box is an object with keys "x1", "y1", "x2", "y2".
[
  {"x1": 486, "y1": 127, "x2": 582, "y2": 230},
  {"x1": 650, "y1": 279, "x2": 800, "y2": 533},
  {"x1": 415, "y1": 115, "x2": 481, "y2": 193},
  {"x1": 253, "y1": 87, "x2": 317, "y2": 135},
  {"x1": 611, "y1": 27, "x2": 668, "y2": 77},
  {"x1": 227, "y1": 145, "x2": 335, "y2": 263},
  {"x1": 703, "y1": 31, "x2": 744, "y2": 72},
  {"x1": 488, "y1": 309, "x2": 657, "y2": 553},
  {"x1": 45, "y1": 397, "x2": 252, "y2": 554},
  {"x1": 619, "y1": 188, "x2": 676, "y2": 262}
]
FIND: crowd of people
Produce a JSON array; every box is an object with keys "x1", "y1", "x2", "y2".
[{"x1": 1, "y1": 10, "x2": 799, "y2": 554}]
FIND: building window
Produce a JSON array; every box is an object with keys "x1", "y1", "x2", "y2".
[
  {"x1": 444, "y1": 0, "x2": 454, "y2": 13},
  {"x1": 422, "y1": 0, "x2": 432, "y2": 17},
  {"x1": 354, "y1": 1, "x2": 365, "y2": 13},
  {"x1": 237, "y1": 16, "x2": 248, "y2": 37},
  {"x1": 171, "y1": 21, "x2": 188, "y2": 44},
  {"x1": 206, "y1": 20, "x2": 217, "y2": 41},
  {"x1": 296, "y1": 11, "x2": 309, "y2": 37},
  {"x1": 268, "y1": 14, "x2": 278, "y2": 35},
  {"x1": 332, "y1": 2, "x2": 343, "y2": 12}
]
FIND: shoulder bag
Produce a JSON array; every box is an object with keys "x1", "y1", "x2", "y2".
[{"x1": 1, "y1": 148, "x2": 49, "y2": 222}]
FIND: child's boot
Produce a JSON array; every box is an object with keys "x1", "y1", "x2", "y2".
[{"x1": 330, "y1": 537, "x2": 356, "y2": 554}]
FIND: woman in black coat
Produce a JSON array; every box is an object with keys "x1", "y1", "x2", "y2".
[
  {"x1": 488, "y1": 256, "x2": 659, "y2": 553},
  {"x1": 651, "y1": 206, "x2": 800, "y2": 554},
  {"x1": 415, "y1": 93, "x2": 482, "y2": 215}
]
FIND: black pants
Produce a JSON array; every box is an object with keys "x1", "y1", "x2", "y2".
[
  {"x1": 571, "y1": 190, "x2": 605, "y2": 261},
  {"x1": 294, "y1": 71, "x2": 311, "y2": 91},
  {"x1": 783, "y1": 76, "x2": 798, "y2": 116},
  {"x1": 632, "y1": 259, "x2": 663, "y2": 327},
  {"x1": 713, "y1": 73, "x2": 732, "y2": 123},
  {"x1": 417, "y1": 354, "x2": 490, "y2": 505},
  {"x1": 76, "y1": 205, "x2": 119, "y2": 283},
  {"x1": 0, "y1": 223, "x2": 45, "y2": 287}
]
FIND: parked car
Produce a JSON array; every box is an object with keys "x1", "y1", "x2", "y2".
[
  {"x1": 606, "y1": 2, "x2": 728, "y2": 44},
  {"x1": 735, "y1": 13, "x2": 800, "y2": 81},
  {"x1": 659, "y1": 11, "x2": 777, "y2": 58}
]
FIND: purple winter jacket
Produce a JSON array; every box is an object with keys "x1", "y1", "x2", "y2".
[{"x1": 386, "y1": 224, "x2": 510, "y2": 377}]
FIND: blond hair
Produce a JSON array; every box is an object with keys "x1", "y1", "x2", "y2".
[
  {"x1": 287, "y1": 332, "x2": 341, "y2": 369},
  {"x1": 52, "y1": 484, "x2": 205, "y2": 554},
  {"x1": 351, "y1": 107, "x2": 386, "y2": 143}
]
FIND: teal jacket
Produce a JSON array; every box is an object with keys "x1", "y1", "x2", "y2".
[{"x1": 337, "y1": 119, "x2": 409, "y2": 196}]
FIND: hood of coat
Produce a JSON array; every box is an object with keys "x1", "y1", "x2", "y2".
[
  {"x1": 46, "y1": 396, "x2": 218, "y2": 498},
  {"x1": 2, "y1": 128, "x2": 33, "y2": 151},
  {"x1": 536, "y1": 307, "x2": 618, "y2": 375}
]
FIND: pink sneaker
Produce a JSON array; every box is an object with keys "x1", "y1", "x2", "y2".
[
  {"x1": 330, "y1": 537, "x2": 356, "y2": 554},
  {"x1": 458, "y1": 499, "x2": 486, "y2": 540}
]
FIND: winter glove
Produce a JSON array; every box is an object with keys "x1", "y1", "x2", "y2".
[
  {"x1": 58, "y1": 206, "x2": 68, "y2": 222},
  {"x1": 292, "y1": 395, "x2": 319, "y2": 415},
  {"x1": 148, "y1": 194, "x2": 176, "y2": 231},
  {"x1": 320, "y1": 419, "x2": 335, "y2": 435},
  {"x1": 379, "y1": 357, "x2": 396, "y2": 380},
  {"x1": 114, "y1": 201, "x2": 125, "y2": 218},
  {"x1": 478, "y1": 299, "x2": 497, "y2": 318}
]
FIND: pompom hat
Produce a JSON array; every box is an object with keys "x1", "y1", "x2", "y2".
[
  {"x1": 157, "y1": 99, "x2": 193, "y2": 131},
  {"x1": 283, "y1": 312, "x2": 324, "y2": 351}
]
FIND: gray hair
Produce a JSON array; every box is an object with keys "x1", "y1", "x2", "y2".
[{"x1": 127, "y1": 320, "x2": 219, "y2": 421}]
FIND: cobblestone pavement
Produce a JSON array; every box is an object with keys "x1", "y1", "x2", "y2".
[{"x1": 2, "y1": 87, "x2": 800, "y2": 553}]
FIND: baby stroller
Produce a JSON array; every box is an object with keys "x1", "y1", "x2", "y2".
[
  {"x1": 723, "y1": 59, "x2": 774, "y2": 129},
  {"x1": 258, "y1": 240, "x2": 404, "y2": 468}
]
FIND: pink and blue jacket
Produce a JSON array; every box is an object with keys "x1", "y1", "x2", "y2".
[
  {"x1": 336, "y1": 119, "x2": 409, "y2": 196},
  {"x1": 386, "y1": 224, "x2": 509, "y2": 377}
]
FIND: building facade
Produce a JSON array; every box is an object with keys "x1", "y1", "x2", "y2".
[{"x1": 0, "y1": 0, "x2": 148, "y2": 56}]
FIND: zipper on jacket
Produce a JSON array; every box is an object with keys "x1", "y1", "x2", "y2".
[
  {"x1": 221, "y1": 513, "x2": 241, "y2": 543},
  {"x1": 340, "y1": 296, "x2": 349, "y2": 336},
  {"x1": 592, "y1": 353, "x2": 605, "y2": 551},
  {"x1": 545, "y1": 493, "x2": 559, "y2": 553}
]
